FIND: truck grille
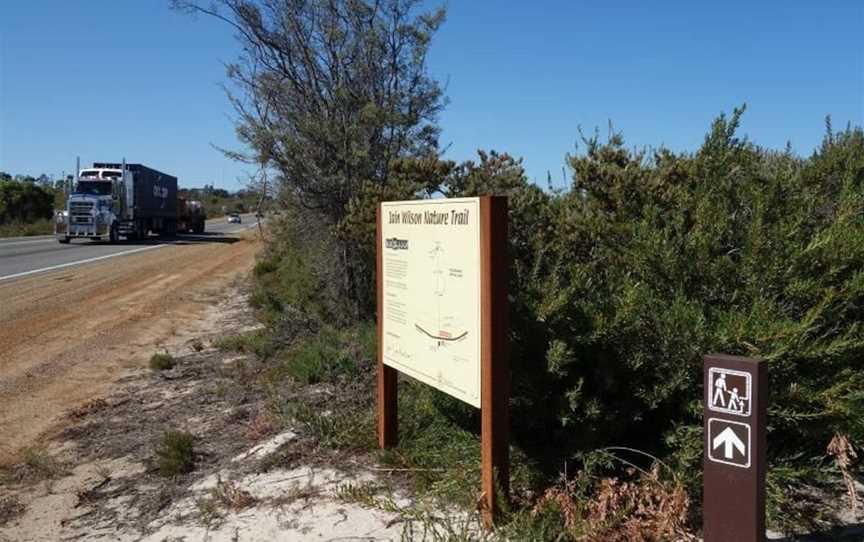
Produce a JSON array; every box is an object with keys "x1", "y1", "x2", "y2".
[{"x1": 70, "y1": 201, "x2": 94, "y2": 224}]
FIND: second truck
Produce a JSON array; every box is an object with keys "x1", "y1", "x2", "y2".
[{"x1": 55, "y1": 160, "x2": 205, "y2": 243}]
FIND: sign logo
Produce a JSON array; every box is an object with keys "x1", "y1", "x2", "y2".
[
  {"x1": 153, "y1": 185, "x2": 169, "y2": 199},
  {"x1": 385, "y1": 237, "x2": 409, "y2": 250},
  {"x1": 708, "y1": 367, "x2": 751, "y2": 416},
  {"x1": 707, "y1": 418, "x2": 751, "y2": 468}
]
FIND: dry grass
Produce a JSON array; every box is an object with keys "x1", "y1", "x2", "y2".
[
  {"x1": 68, "y1": 398, "x2": 109, "y2": 420},
  {"x1": 211, "y1": 478, "x2": 259, "y2": 511},
  {"x1": 827, "y1": 433, "x2": 860, "y2": 513},
  {"x1": 0, "y1": 447, "x2": 66, "y2": 485},
  {"x1": 532, "y1": 466, "x2": 697, "y2": 542},
  {"x1": 245, "y1": 410, "x2": 276, "y2": 441},
  {"x1": 0, "y1": 496, "x2": 25, "y2": 527}
]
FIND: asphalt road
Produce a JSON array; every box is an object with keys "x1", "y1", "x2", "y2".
[{"x1": 0, "y1": 213, "x2": 259, "y2": 282}]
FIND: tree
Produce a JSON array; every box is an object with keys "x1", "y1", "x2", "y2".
[
  {"x1": 174, "y1": 0, "x2": 447, "y2": 313},
  {"x1": 174, "y1": 0, "x2": 445, "y2": 216}
]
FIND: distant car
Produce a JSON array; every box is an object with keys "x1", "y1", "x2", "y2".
[{"x1": 227, "y1": 213, "x2": 242, "y2": 224}]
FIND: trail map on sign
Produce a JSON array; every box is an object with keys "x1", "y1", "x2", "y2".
[{"x1": 381, "y1": 198, "x2": 482, "y2": 407}]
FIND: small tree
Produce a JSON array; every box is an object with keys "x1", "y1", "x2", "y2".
[{"x1": 173, "y1": 0, "x2": 447, "y2": 315}]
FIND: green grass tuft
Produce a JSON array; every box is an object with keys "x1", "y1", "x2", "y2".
[
  {"x1": 213, "y1": 330, "x2": 275, "y2": 359},
  {"x1": 154, "y1": 430, "x2": 196, "y2": 477},
  {"x1": 149, "y1": 352, "x2": 176, "y2": 371}
]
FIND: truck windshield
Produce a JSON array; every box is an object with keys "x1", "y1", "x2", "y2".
[{"x1": 74, "y1": 181, "x2": 112, "y2": 196}]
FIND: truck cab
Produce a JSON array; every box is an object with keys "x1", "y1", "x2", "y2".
[{"x1": 56, "y1": 168, "x2": 129, "y2": 243}]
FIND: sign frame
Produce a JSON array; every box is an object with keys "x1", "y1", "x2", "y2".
[{"x1": 376, "y1": 196, "x2": 510, "y2": 527}]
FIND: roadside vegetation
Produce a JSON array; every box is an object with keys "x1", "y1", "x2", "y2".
[
  {"x1": 178, "y1": 0, "x2": 863, "y2": 538},
  {"x1": 0, "y1": 177, "x2": 56, "y2": 237}
]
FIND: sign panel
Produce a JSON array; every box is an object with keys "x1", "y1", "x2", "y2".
[
  {"x1": 708, "y1": 367, "x2": 751, "y2": 416},
  {"x1": 380, "y1": 198, "x2": 482, "y2": 407},
  {"x1": 707, "y1": 418, "x2": 751, "y2": 468}
]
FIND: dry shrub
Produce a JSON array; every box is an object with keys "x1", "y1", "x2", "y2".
[
  {"x1": 212, "y1": 478, "x2": 258, "y2": 511},
  {"x1": 827, "y1": 433, "x2": 860, "y2": 512},
  {"x1": 534, "y1": 466, "x2": 696, "y2": 542},
  {"x1": 68, "y1": 398, "x2": 108, "y2": 420},
  {"x1": 245, "y1": 410, "x2": 276, "y2": 441}
]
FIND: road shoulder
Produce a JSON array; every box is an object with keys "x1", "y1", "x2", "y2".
[{"x1": 0, "y1": 288, "x2": 410, "y2": 541}]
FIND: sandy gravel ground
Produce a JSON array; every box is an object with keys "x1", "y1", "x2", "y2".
[
  {"x1": 0, "y1": 281, "x2": 416, "y2": 541},
  {"x1": 0, "y1": 233, "x2": 260, "y2": 466}
]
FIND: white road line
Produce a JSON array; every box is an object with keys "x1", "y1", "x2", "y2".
[{"x1": 0, "y1": 244, "x2": 168, "y2": 283}]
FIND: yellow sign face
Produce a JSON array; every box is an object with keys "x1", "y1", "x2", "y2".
[{"x1": 381, "y1": 197, "x2": 482, "y2": 407}]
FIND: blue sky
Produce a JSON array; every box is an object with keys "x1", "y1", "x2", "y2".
[{"x1": 1, "y1": 1, "x2": 862, "y2": 191}]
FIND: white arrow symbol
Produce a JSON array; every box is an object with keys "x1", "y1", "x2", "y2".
[{"x1": 713, "y1": 426, "x2": 745, "y2": 459}]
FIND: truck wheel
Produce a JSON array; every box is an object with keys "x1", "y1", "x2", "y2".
[
  {"x1": 58, "y1": 237, "x2": 70, "y2": 244},
  {"x1": 109, "y1": 224, "x2": 119, "y2": 244}
]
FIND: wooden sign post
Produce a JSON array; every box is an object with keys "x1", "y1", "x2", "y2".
[
  {"x1": 703, "y1": 354, "x2": 767, "y2": 542},
  {"x1": 376, "y1": 196, "x2": 509, "y2": 527}
]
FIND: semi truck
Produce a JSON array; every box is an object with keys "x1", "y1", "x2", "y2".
[{"x1": 55, "y1": 160, "x2": 203, "y2": 243}]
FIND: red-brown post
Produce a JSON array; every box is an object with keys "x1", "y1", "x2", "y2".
[
  {"x1": 480, "y1": 196, "x2": 510, "y2": 526},
  {"x1": 377, "y1": 205, "x2": 398, "y2": 448},
  {"x1": 703, "y1": 354, "x2": 766, "y2": 542}
]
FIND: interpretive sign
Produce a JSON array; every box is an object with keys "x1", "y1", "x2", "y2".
[
  {"x1": 703, "y1": 355, "x2": 766, "y2": 542},
  {"x1": 377, "y1": 196, "x2": 510, "y2": 527},
  {"x1": 380, "y1": 197, "x2": 482, "y2": 407}
]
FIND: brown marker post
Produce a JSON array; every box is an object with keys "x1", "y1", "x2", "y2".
[
  {"x1": 480, "y1": 196, "x2": 510, "y2": 527},
  {"x1": 377, "y1": 205, "x2": 398, "y2": 448},
  {"x1": 703, "y1": 354, "x2": 766, "y2": 542}
]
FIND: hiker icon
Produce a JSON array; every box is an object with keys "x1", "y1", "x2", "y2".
[
  {"x1": 708, "y1": 367, "x2": 752, "y2": 417},
  {"x1": 728, "y1": 387, "x2": 741, "y2": 412},
  {"x1": 712, "y1": 373, "x2": 727, "y2": 407}
]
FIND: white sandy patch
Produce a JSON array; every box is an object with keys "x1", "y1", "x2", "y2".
[{"x1": 231, "y1": 430, "x2": 297, "y2": 463}]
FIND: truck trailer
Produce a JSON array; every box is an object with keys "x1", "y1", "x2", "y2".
[
  {"x1": 55, "y1": 160, "x2": 179, "y2": 243},
  {"x1": 177, "y1": 197, "x2": 207, "y2": 233}
]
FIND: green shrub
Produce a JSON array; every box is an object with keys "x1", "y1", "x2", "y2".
[
  {"x1": 149, "y1": 352, "x2": 176, "y2": 371},
  {"x1": 486, "y1": 111, "x2": 864, "y2": 528},
  {"x1": 155, "y1": 431, "x2": 196, "y2": 477}
]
